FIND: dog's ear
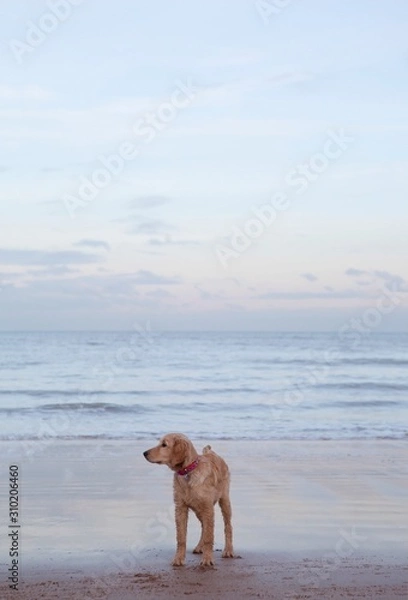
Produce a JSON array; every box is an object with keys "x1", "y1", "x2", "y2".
[{"x1": 170, "y1": 436, "x2": 189, "y2": 469}]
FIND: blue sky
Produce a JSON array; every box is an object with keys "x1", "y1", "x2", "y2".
[{"x1": 0, "y1": 0, "x2": 407, "y2": 330}]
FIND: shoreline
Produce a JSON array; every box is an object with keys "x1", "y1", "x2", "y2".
[
  {"x1": 0, "y1": 439, "x2": 406, "y2": 598},
  {"x1": 4, "y1": 551, "x2": 408, "y2": 600}
]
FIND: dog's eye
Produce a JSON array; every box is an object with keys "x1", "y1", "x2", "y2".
[{"x1": 161, "y1": 441, "x2": 167, "y2": 447}]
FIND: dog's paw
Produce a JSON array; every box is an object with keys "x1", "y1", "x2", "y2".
[
  {"x1": 200, "y1": 555, "x2": 214, "y2": 567},
  {"x1": 171, "y1": 556, "x2": 185, "y2": 567},
  {"x1": 192, "y1": 545, "x2": 203, "y2": 554},
  {"x1": 222, "y1": 549, "x2": 235, "y2": 558}
]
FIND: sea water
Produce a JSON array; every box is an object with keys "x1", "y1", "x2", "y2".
[{"x1": 0, "y1": 331, "x2": 407, "y2": 442}]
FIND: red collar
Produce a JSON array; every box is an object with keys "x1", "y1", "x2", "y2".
[{"x1": 177, "y1": 458, "x2": 199, "y2": 477}]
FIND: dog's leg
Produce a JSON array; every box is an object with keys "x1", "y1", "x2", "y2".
[
  {"x1": 196, "y1": 504, "x2": 215, "y2": 566},
  {"x1": 192, "y1": 529, "x2": 204, "y2": 554},
  {"x1": 192, "y1": 507, "x2": 204, "y2": 554},
  {"x1": 219, "y1": 495, "x2": 234, "y2": 558},
  {"x1": 172, "y1": 502, "x2": 188, "y2": 566}
]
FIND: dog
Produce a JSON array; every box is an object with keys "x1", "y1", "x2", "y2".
[{"x1": 143, "y1": 433, "x2": 234, "y2": 566}]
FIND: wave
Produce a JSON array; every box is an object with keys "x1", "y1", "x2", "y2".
[
  {"x1": 327, "y1": 400, "x2": 401, "y2": 409},
  {"x1": 0, "y1": 389, "x2": 149, "y2": 397},
  {"x1": 3, "y1": 356, "x2": 408, "y2": 371},
  {"x1": 252, "y1": 357, "x2": 408, "y2": 367},
  {"x1": 0, "y1": 400, "x2": 283, "y2": 415},
  {"x1": 0, "y1": 361, "x2": 44, "y2": 370},
  {"x1": 0, "y1": 386, "x2": 261, "y2": 398},
  {"x1": 316, "y1": 382, "x2": 408, "y2": 391},
  {"x1": 338, "y1": 357, "x2": 408, "y2": 367},
  {"x1": 0, "y1": 402, "x2": 152, "y2": 414},
  {"x1": 0, "y1": 431, "x2": 407, "y2": 442},
  {"x1": 248, "y1": 358, "x2": 321, "y2": 366}
]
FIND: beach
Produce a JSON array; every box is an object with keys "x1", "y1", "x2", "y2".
[{"x1": 0, "y1": 439, "x2": 406, "y2": 599}]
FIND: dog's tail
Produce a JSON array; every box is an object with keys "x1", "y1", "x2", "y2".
[{"x1": 202, "y1": 444, "x2": 212, "y2": 454}]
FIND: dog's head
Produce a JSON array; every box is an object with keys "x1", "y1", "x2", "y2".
[{"x1": 143, "y1": 433, "x2": 195, "y2": 471}]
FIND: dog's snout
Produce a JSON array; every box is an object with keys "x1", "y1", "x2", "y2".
[{"x1": 143, "y1": 450, "x2": 149, "y2": 458}]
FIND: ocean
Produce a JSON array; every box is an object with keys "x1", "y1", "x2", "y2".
[{"x1": 0, "y1": 331, "x2": 407, "y2": 442}]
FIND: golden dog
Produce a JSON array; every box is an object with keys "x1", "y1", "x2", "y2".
[{"x1": 143, "y1": 433, "x2": 234, "y2": 566}]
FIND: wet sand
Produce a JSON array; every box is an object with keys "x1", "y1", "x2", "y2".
[{"x1": 0, "y1": 439, "x2": 406, "y2": 599}]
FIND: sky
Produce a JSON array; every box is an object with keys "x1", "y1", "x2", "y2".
[{"x1": 0, "y1": 0, "x2": 407, "y2": 331}]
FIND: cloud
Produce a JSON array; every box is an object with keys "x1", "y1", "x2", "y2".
[
  {"x1": 356, "y1": 280, "x2": 371, "y2": 287},
  {"x1": 301, "y1": 272, "x2": 318, "y2": 282},
  {"x1": 268, "y1": 71, "x2": 318, "y2": 88},
  {"x1": 146, "y1": 289, "x2": 175, "y2": 298},
  {"x1": 373, "y1": 270, "x2": 406, "y2": 286},
  {"x1": 173, "y1": 117, "x2": 321, "y2": 138},
  {"x1": 224, "y1": 277, "x2": 241, "y2": 287},
  {"x1": 257, "y1": 290, "x2": 361, "y2": 300},
  {"x1": 125, "y1": 217, "x2": 176, "y2": 235},
  {"x1": 0, "y1": 270, "x2": 182, "y2": 327},
  {"x1": 0, "y1": 85, "x2": 51, "y2": 101},
  {"x1": 133, "y1": 270, "x2": 181, "y2": 285},
  {"x1": 148, "y1": 236, "x2": 200, "y2": 247},
  {"x1": 198, "y1": 48, "x2": 264, "y2": 68},
  {"x1": 128, "y1": 195, "x2": 171, "y2": 209},
  {"x1": 74, "y1": 239, "x2": 111, "y2": 252},
  {"x1": 0, "y1": 274, "x2": 137, "y2": 309},
  {"x1": 0, "y1": 248, "x2": 103, "y2": 267},
  {"x1": 345, "y1": 268, "x2": 368, "y2": 277},
  {"x1": 224, "y1": 303, "x2": 246, "y2": 312},
  {"x1": 194, "y1": 284, "x2": 222, "y2": 301},
  {"x1": 346, "y1": 268, "x2": 407, "y2": 291},
  {"x1": 28, "y1": 266, "x2": 80, "y2": 277},
  {"x1": 0, "y1": 272, "x2": 21, "y2": 280}
]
